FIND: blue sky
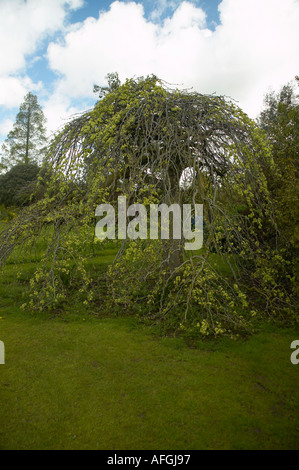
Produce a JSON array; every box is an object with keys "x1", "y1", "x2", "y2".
[
  {"x1": 69, "y1": 0, "x2": 220, "y2": 27},
  {"x1": 0, "y1": 0, "x2": 298, "y2": 146}
]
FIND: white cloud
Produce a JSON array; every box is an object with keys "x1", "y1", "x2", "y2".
[
  {"x1": 204, "y1": 0, "x2": 299, "y2": 115},
  {"x1": 46, "y1": 0, "x2": 299, "y2": 120},
  {"x1": 42, "y1": 92, "x2": 88, "y2": 137},
  {"x1": 47, "y1": 1, "x2": 209, "y2": 98},
  {"x1": 0, "y1": 76, "x2": 43, "y2": 108},
  {"x1": 162, "y1": 2, "x2": 206, "y2": 30},
  {"x1": 0, "y1": 118, "x2": 14, "y2": 136},
  {"x1": 0, "y1": 0, "x2": 84, "y2": 76},
  {"x1": 149, "y1": 0, "x2": 186, "y2": 22},
  {"x1": 0, "y1": 0, "x2": 84, "y2": 116}
]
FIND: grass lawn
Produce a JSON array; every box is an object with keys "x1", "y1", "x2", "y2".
[
  {"x1": 1, "y1": 309, "x2": 299, "y2": 449},
  {"x1": 0, "y1": 225, "x2": 299, "y2": 449}
]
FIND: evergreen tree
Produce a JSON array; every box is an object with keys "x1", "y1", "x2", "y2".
[{"x1": 1, "y1": 92, "x2": 47, "y2": 170}]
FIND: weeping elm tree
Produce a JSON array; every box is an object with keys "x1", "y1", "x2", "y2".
[
  {"x1": 0, "y1": 76, "x2": 295, "y2": 336},
  {"x1": 1, "y1": 92, "x2": 47, "y2": 170}
]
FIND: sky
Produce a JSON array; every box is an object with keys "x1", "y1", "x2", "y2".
[{"x1": 0, "y1": 0, "x2": 298, "y2": 145}]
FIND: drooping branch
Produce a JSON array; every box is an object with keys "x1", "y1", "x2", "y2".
[{"x1": 0, "y1": 76, "x2": 286, "y2": 335}]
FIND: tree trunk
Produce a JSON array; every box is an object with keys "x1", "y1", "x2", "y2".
[
  {"x1": 25, "y1": 104, "x2": 31, "y2": 165},
  {"x1": 162, "y1": 167, "x2": 184, "y2": 275}
]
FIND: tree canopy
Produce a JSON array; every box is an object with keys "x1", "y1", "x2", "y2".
[{"x1": 0, "y1": 75, "x2": 296, "y2": 336}]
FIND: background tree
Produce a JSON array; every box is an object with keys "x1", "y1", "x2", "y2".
[
  {"x1": 1, "y1": 92, "x2": 47, "y2": 170},
  {"x1": 258, "y1": 77, "x2": 299, "y2": 295}
]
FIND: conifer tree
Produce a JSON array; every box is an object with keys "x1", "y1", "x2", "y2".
[{"x1": 1, "y1": 92, "x2": 47, "y2": 169}]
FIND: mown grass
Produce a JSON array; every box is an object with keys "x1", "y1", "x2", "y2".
[{"x1": 0, "y1": 221, "x2": 299, "y2": 449}]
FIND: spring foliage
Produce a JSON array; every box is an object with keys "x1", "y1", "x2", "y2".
[{"x1": 0, "y1": 76, "x2": 297, "y2": 336}]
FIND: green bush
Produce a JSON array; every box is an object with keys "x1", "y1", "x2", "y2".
[{"x1": 0, "y1": 163, "x2": 40, "y2": 207}]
